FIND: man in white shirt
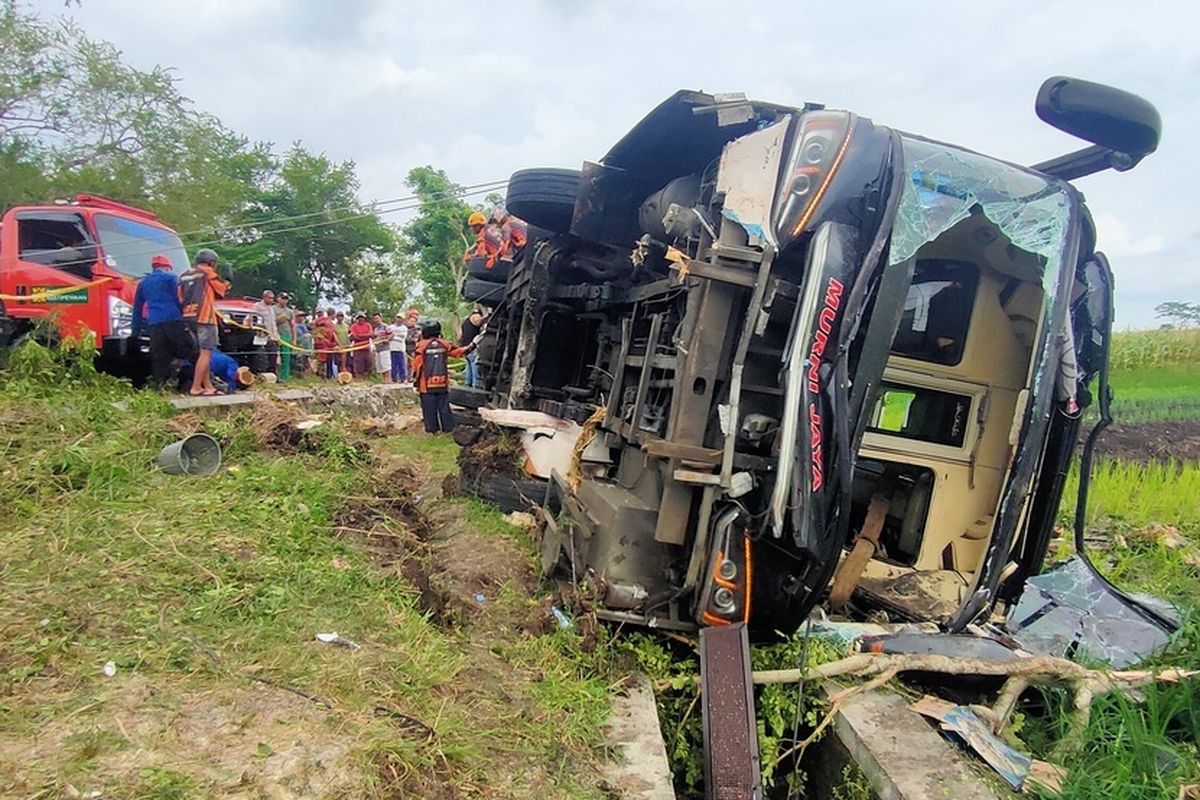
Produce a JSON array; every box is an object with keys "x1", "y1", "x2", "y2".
[
  {"x1": 254, "y1": 290, "x2": 280, "y2": 374},
  {"x1": 387, "y1": 312, "x2": 409, "y2": 383}
]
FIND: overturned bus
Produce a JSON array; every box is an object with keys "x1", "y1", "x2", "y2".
[{"x1": 459, "y1": 77, "x2": 1161, "y2": 635}]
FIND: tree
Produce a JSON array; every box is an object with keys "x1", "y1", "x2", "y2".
[
  {"x1": 220, "y1": 146, "x2": 397, "y2": 308},
  {"x1": 1154, "y1": 301, "x2": 1200, "y2": 329},
  {"x1": 0, "y1": 3, "x2": 270, "y2": 232},
  {"x1": 399, "y1": 167, "x2": 475, "y2": 309}
]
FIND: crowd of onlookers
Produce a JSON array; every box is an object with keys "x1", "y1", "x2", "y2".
[{"x1": 131, "y1": 244, "x2": 489, "y2": 402}]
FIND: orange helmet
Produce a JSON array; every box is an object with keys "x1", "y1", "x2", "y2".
[{"x1": 467, "y1": 211, "x2": 487, "y2": 227}]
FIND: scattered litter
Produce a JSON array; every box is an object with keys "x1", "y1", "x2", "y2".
[
  {"x1": 551, "y1": 606, "x2": 572, "y2": 630},
  {"x1": 37, "y1": 618, "x2": 49, "y2": 627},
  {"x1": 101, "y1": 661, "x2": 116, "y2": 678},
  {"x1": 1026, "y1": 760, "x2": 1067, "y2": 794},
  {"x1": 912, "y1": 695, "x2": 1032, "y2": 789},
  {"x1": 474, "y1": 593, "x2": 486, "y2": 604},
  {"x1": 505, "y1": 511, "x2": 538, "y2": 530},
  {"x1": 296, "y1": 419, "x2": 324, "y2": 431},
  {"x1": 1008, "y1": 556, "x2": 1178, "y2": 667},
  {"x1": 63, "y1": 786, "x2": 103, "y2": 800},
  {"x1": 315, "y1": 632, "x2": 361, "y2": 651}
]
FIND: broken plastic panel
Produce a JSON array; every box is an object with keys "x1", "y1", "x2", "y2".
[{"x1": 1007, "y1": 556, "x2": 1178, "y2": 668}]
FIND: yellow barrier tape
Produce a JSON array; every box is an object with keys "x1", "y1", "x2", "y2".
[
  {"x1": 0, "y1": 276, "x2": 114, "y2": 302},
  {"x1": 215, "y1": 311, "x2": 376, "y2": 355}
]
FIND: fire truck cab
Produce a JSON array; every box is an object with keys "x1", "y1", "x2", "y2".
[{"x1": 0, "y1": 194, "x2": 189, "y2": 376}]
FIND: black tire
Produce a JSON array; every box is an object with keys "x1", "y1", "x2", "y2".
[
  {"x1": 506, "y1": 168, "x2": 581, "y2": 234},
  {"x1": 465, "y1": 474, "x2": 549, "y2": 514},
  {"x1": 463, "y1": 279, "x2": 507, "y2": 304},
  {"x1": 466, "y1": 256, "x2": 511, "y2": 283},
  {"x1": 449, "y1": 385, "x2": 489, "y2": 409}
]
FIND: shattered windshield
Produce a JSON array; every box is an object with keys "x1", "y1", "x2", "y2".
[{"x1": 888, "y1": 137, "x2": 1073, "y2": 294}]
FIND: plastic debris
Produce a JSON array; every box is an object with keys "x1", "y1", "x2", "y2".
[
  {"x1": 295, "y1": 419, "x2": 323, "y2": 431},
  {"x1": 101, "y1": 661, "x2": 117, "y2": 678},
  {"x1": 315, "y1": 632, "x2": 361, "y2": 651},
  {"x1": 912, "y1": 695, "x2": 1032, "y2": 790},
  {"x1": 474, "y1": 593, "x2": 486, "y2": 604},
  {"x1": 550, "y1": 606, "x2": 572, "y2": 630}
]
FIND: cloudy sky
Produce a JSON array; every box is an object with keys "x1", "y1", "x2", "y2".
[{"x1": 40, "y1": 0, "x2": 1197, "y2": 327}]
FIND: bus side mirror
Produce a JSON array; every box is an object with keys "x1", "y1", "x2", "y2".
[{"x1": 1036, "y1": 76, "x2": 1161, "y2": 156}]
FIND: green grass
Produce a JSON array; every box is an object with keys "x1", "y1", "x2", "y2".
[
  {"x1": 0, "y1": 343, "x2": 610, "y2": 799},
  {"x1": 1106, "y1": 364, "x2": 1200, "y2": 425},
  {"x1": 1035, "y1": 360, "x2": 1200, "y2": 799}
]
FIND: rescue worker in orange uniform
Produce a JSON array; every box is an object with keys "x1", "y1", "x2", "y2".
[
  {"x1": 464, "y1": 210, "x2": 504, "y2": 270},
  {"x1": 411, "y1": 319, "x2": 478, "y2": 433},
  {"x1": 492, "y1": 204, "x2": 528, "y2": 268}
]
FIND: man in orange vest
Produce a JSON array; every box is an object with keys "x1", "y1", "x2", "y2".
[
  {"x1": 178, "y1": 248, "x2": 229, "y2": 396},
  {"x1": 411, "y1": 319, "x2": 478, "y2": 433}
]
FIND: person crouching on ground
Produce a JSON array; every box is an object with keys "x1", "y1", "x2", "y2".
[
  {"x1": 411, "y1": 319, "x2": 477, "y2": 433},
  {"x1": 349, "y1": 313, "x2": 374, "y2": 377},
  {"x1": 178, "y1": 349, "x2": 254, "y2": 394},
  {"x1": 178, "y1": 248, "x2": 228, "y2": 396}
]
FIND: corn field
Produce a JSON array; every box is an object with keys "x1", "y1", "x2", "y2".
[{"x1": 1108, "y1": 328, "x2": 1200, "y2": 370}]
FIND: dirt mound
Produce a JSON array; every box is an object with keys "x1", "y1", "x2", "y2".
[
  {"x1": 1096, "y1": 419, "x2": 1200, "y2": 462},
  {"x1": 457, "y1": 424, "x2": 525, "y2": 481}
]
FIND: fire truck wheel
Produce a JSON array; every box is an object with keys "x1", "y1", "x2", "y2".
[{"x1": 506, "y1": 168, "x2": 581, "y2": 234}]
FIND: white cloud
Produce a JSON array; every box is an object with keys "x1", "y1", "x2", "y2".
[
  {"x1": 30, "y1": 0, "x2": 1200, "y2": 327},
  {"x1": 1093, "y1": 213, "x2": 1165, "y2": 258}
]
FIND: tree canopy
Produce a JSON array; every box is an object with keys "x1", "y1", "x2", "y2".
[{"x1": 0, "y1": 2, "x2": 496, "y2": 315}]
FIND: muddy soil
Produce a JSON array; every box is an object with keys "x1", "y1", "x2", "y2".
[
  {"x1": 456, "y1": 424, "x2": 526, "y2": 482},
  {"x1": 1095, "y1": 419, "x2": 1200, "y2": 462}
]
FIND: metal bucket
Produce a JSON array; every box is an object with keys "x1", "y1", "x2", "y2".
[{"x1": 158, "y1": 433, "x2": 222, "y2": 476}]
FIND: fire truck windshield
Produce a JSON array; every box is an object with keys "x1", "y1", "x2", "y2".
[{"x1": 93, "y1": 213, "x2": 190, "y2": 277}]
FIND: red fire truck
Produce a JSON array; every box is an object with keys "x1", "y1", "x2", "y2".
[{"x1": 0, "y1": 194, "x2": 190, "y2": 376}]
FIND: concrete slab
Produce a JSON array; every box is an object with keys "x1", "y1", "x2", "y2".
[
  {"x1": 115, "y1": 383, "x2": 414, "y2": 415},
  {"x1": 604, "y1": 674, "x2": 676, "y2": 800},
  {"x1": 829, "y1": 688, "x2": 1002, "y2": 800}
]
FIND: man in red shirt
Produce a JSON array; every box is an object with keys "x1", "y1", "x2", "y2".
[
  {"x1": 178, "y1": 249, "x2": 229, "y2": 396},
  {"x1": 348, "y1": 313, "x2": 374, "y2": 378}
]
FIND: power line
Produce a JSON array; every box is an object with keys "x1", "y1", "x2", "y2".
[
  {"x1": 171, "y1": 178, "x2": 510, "y2": 241},
  {"x1": 102, "y1": 183, "x2": 508, "y2": 268}
]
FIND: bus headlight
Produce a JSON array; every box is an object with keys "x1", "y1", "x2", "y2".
[{"x1": 773, "y1": 111, "x2": 854, "y2": 241}]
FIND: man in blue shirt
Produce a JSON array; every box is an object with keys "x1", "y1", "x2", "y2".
[
  {"x1": 177, "y1": 349, "x2": 255, "y2": 394},
  {"x1": 132, "y1": 254, "x2": 195, "y2": 388}
]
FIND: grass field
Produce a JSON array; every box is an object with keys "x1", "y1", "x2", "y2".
[
  {"x1": 0, "y1": 343, "x2": 612, "y2": 799},
  {"x1": 0, "y1": 332, "x2": 1196, "y2": 799},
  {"x1": 1030, "y1": 350, "x2": 1200, "y2": 800}
]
